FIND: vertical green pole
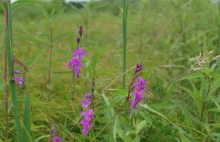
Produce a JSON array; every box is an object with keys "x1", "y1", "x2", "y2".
[{"x1": 123, "y1": 0, "x2": 128, "y2": 88}]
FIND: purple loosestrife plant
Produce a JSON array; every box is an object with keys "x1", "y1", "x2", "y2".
[
  {"x1": 80, "y1": 109, "x2": 94, "y2": 135},
  {"x1": 50, "y1": 125, "x2": 62, "y2": 142},
  {"x1": 52, "y1": 136, "x2": 62, "y2": 142},
  {"x1": 127, "y1": 64, "x2": 148, "y2": 118},
  {"x1": 66, "y1": 25, "x2": 88, "y2": 78},
  {"x1": 11, "y1": 56, "x2": 24, "y2": 87},
  {"x1": 80, "y1": 79, "x2": 95, "y2": 135},
  {"x1": 11, "y1": 77, "x2": 24, "y2": 87}
]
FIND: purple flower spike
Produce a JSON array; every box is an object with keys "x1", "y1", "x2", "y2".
[
  {"x1": 13, "y1": 70, "x2": 21, "y2": 74},
  {"x1": 80, "y1": 109, "x2": 94, "y2": 135},
  {"x1": 12, "y1": 76, "x2": 23, "y2": 87},
  {"x1": 136, "y1": 64, "x2": 142, "y2": 73},
  {"x1": 77, "y1": 37, "x2": 80, "y2": 43},
  {"x1": 133, "y1": 77, "x2": 148, "y2": 92},
  {"x1": 81, "y1": 95, "x2": 92, "y2": 110},
  {"x1": 52, "y1": 126, "x2": 56, "y2": 135},
  {"x1": 81, "y1": 109, "x2": 94, "y2": 119},
  {"x1": 67, "y1": 47, "x2": 88, "y2": 78},
  {"x1": 129, "y1": 76, "x2": 147, "y2": 118},
  {"x1": 85, "y1": 93, "x2": 93, "y2": 98},
  {"x1": 52, "y1": 136, "x2": 62, "y2": 142},
  {"x1": 72, "y1": 47, "x2": 88, "y2": 60},
  {"x1": 79, "y1": 25, "x2": 83, "y2": 36},
  {"x1": 66, "y1": 25, "x2": 87, "y2": 78}
]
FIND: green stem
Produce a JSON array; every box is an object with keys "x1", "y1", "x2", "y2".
[
  {"x1": 4, "y1": 23, "x2": 9, "y2": 141},
  {"x1": 6, "y1": 0, "x2": 21, "y2": 141},
  {"x1": 123, "y1": 0, "x2": 128, "y2": 88},
  {"x1": 71, "y1": 73, "x2": 75, "y2": 99},
  {"x1": 48, "y1": 24, "x2": 53, "y2": 84},
  {"x1": 200, "y1": 76, "x2": 211, "y2": 121}
]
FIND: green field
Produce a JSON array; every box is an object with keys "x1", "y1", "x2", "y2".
[{"x1": 0, "y1": 0, "x2": 220, "y2": 141}]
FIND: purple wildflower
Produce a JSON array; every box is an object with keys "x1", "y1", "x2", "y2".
[
  {"x1": 66, "y1": 25, "x2": 88, "y2": 78},
  {"x1": 79, "y1": 25, "x2": 83, "y2": 36},
  {"x1": 80, "y1": 109, "x2": 94, "y2": 135},
  {"x1": 13, "y1": 70, "x2": 21, "y2": 74},
  {"x1": 77, "y1": 37, "x2": 80, "y2": 43},
  {"x1": 12, "y1": 76, "x2": 24, "y2": 87},
  {"x1": 80, "y1": 79, "x2": 95, "y2": 135},
  {"x1": 11, "y1": 55, "x2": 24, "y2": 87},
  {"x1": 81, "y1": 93, "x2": 93, "y2": 110},
  {"x1": 127, "y1": 64, "x2": 147, "y2": 118},
  {"x1": 52, "y1": 125, "x2": 56, "y2": 135},
  {"x1": 52, "y1": 136, "x2": 62, "y2": 142},
  {"x1": 136, "y1": 64, "x2": 142, "y2": 73},
  {"x1": 129, "y1": 77, "x2": 147, "y2": 117},
  {"x1": 66, "y1": 56, "x2": 84, "y2": 78},
  {"x1": 72, "y1": 47, "x2": 88, "y2": 60},
  {"x1": 50, "y1": 125, "x2": 62, "y2": 142},
  {"x1": 133, "y1": 77, "x2": 147, "y2": 93}
]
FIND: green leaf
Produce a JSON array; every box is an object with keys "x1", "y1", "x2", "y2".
[
  {"x1": 206, "y1": 108, "x2": 220, "y2": 113},
  {"x1": 113, "y1": 115, "x2": 118, "y2": 142},
  {"x1": 0, "y1": 2, "x2": 5, "y2": 15},
  {"x1": 136, "y1": 120, "x2": 146, "y2": 134},
  {"x1": 210, "y1": 96, "x2": 220, "y2": 109},
  {"x1": 34, "y1": 135, "x2": 49, "y2": 142},
  {"x1": 116, "y1": 127, "x2": 133, "y2": 142},
  {"x1": 104, "y1": 95, "x2": 126, "y2": 113},
  {"x1": 140, "y1": 103, "x2": 194, "y2": 140},
  {"x1": 170, "y1": 99, "x2": 201, "y2": 125},
  {"x1": 180, "y1": 134, "x2": 192, "y2": 142},
  {"x1": 116, "y1": 127, "x2": 125, "y2": 141},
  {"x1": 209, "y1": 78, "x2": 220, "y2": 95},
  {"x1": 190, "y1": 81, "x2": 202, "y2": 114},
  {"x1": 122, "y1": 0, "x2": 128, "y2": 88},
  {"x1": 178, "y1": 72, "x2": 205, "y2": 80},
  {"x1": 179, "y1": 80, "x2": 202, "y2": 114},
  {"x1": 209, "y1": 71, "x2": 220, "y2": 79},
  {"x1": 101, "y1": 94, "x2": 114, "y2": 118},
  {"x1": 22, "y1": 75, "x2": 31, "y2": 142}
]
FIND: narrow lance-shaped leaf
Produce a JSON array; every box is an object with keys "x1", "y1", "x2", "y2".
[{"x1": 22, "y1": 74, "x2": 31, "y2": 142}]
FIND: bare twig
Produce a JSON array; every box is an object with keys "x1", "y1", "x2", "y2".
[{"x1": 102, "y1": 66, "x2": 136, "y2": 93}]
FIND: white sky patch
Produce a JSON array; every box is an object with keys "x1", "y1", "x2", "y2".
[{"x1": 11, "y1": 0, "x2": 17, "y2": 3}]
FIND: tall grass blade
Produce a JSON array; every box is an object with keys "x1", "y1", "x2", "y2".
[
  {"x1": 11, "y1": 83, "x2": 21, "y2": 142},
  {"x1": 6, "y1": 0, "x2": 21, "y2": 141},
  {"x1": 22, "y1": 74, "x2": 31, "y2": 142},
  {"x1": 122, "y1": 0, "x2": 128, "y2": 88}
]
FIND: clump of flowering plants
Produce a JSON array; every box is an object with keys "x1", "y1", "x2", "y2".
[{"x1": 126, "y1": 64, "x2": 148, "y2": 118}]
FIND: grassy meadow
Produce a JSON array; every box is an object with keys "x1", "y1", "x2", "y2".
[{"x1": 0, "y1": 0, "x2": 220, "y2": 141}]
